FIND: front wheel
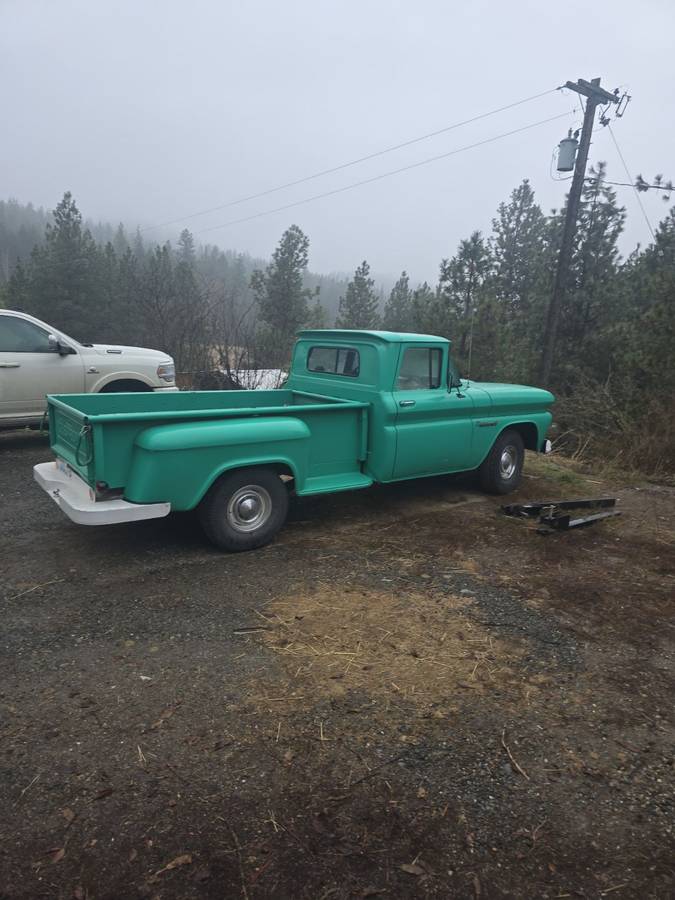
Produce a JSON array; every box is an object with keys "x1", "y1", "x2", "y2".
[
  {"x1": 478, "y1": 429, "x2": 524, "y2": 495},
  {"x1": 198, "y1": 467, "x2": 289, "y2": 551}
]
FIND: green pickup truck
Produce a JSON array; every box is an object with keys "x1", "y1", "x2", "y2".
[{"x1": 34, "y1": 330, "x2": 554, "y2": 551}]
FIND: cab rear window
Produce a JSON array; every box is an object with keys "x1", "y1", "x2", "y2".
[{"x1": 307, "y1": 346, "x2": 360, "y2": 377}]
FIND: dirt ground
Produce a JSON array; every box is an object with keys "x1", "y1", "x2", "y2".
[{"x1": 1, "y1": 430, "x2": 673, "y2": 899}]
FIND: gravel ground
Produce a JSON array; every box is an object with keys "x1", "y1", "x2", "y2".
[{"x1": 1, "y1": 430, "x2": 673, "y2": 899}]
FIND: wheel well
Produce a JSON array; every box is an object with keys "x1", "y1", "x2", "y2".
[
  {"x1": 501, "y1": 422, "x2": 538, "y2": 451},
  {"x1": 204, "y1": 463, "x2": 295, "y2": 499},
  {"x1": 99, "y1": 379, "x2": 152, "y2": 393},
  {"x1": 242, "y1": 462, "x2": 295, "y2": 485}
]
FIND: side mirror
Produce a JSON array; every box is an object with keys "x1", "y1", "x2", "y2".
[
  {"x1": 447, "y1": 368, "x2": 461, "y2": 390},
  {"x1": 48, "y1": 333, "x2": 75, "y2": 356}
]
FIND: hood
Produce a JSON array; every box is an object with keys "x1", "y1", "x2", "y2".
[
  {"x1": 469, "y1": 381, "x2": 555, "y2": 411},
  {"x1": 87, "y1": 343, "x2": 173, "y2": 362}
]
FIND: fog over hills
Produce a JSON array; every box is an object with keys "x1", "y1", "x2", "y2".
[{"x1": 2, "y1": 0, "x2": 673, "y2": 284}]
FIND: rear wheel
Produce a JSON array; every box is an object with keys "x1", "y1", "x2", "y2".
[
  {"x1": 198, "y1": 467, "x2": 289, "y2": 551},
  {"x1": 478, "y1": 429, "x2": 524, "y2": 494}
]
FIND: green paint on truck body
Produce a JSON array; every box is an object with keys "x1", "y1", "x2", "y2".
[{"x1": 46, "y1": 330, "x2": 554, "y2": 510}]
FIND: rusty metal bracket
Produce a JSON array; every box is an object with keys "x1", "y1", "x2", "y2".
[{"x1": 502, "y1": 497, "x2": 620, "y2": 532}]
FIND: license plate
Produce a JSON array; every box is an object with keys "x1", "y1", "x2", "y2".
[{"x1": 56, "y1": 458, "x2": 73, "y2": 478}]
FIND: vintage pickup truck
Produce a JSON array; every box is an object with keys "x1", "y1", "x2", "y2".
[{"x1": 34, "y1": 330, "x2": 554, "y2": 551}]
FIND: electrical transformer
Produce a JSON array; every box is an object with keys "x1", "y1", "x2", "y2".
[{"x1": 557, "y1": 134, "x2": 579, "y2": 172}]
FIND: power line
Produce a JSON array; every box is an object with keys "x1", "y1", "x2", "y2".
[
  {"x1": 142, "y1": 86, "x2": 562, "y2": 233},
  {"x1": 587, "y1": 177, "x2": 672, "y2": 192},
  {"x1": 607, "y1": 123, "x2": 655, "y2": 241},
  {"x1": 197, "y1": 110, "x2": 574, "y2": 235}
]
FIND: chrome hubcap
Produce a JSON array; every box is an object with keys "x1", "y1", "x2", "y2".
[
  {"x1": 227, "y1": 485, "x2": 272, "y2": 533},
  {"x1": 499, "y1": 446, "x2": 518, "y2": 480}
]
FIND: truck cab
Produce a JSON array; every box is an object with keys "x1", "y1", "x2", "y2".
[{"x1": 288, "y1": 330, "x2": 553, "y2": 484}]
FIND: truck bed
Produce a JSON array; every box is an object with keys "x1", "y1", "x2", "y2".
[
  {"x1": 50, "y1": 388, "x2": 349, "y2": 420},
  {"x1": 47, "y1": 389, "x2": 370, "y2": 503}
]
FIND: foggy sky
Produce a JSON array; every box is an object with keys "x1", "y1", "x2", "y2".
[{"x1": 2, "y1": 0, "x2": 674, "y2": 284}]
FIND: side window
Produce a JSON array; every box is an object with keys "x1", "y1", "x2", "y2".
[
  {"x1": 307, "y1": 346, "x2": 360, "y2": 377},
  {"x1": 0, "y1": 317, "x2": 53, "y2": 353},
  {"x1": 396, "y1": 347, "x2": 442, "y2": 391}
]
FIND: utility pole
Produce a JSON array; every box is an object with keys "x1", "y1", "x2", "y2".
[{"x1": 539, "y1": 77, "x2": 619, "y2": 387}]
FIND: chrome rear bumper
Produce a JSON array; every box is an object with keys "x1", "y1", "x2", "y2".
[{"x1": 34, "y1": 461, "x2": 170, "y2": 526}]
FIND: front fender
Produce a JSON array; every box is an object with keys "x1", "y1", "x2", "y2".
[
  {"x1": 473, "y1": 413, "x2": 553, "y2": 467},
  {"x1": 123, "y1": 416, "x2": 310, "y2": 509}
]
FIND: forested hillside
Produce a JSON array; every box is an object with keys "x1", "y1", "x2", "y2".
[
  {"x1": 1, "y1": 176, "x2": 673, "y2": 473},
  {"x1": 0, "y1": 199, "x2": 150, "y2": 282}
]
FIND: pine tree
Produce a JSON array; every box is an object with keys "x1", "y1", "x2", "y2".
[
  {"x1": 115, "y1": 246, "x2": 142, "y2": 340},
  {"x1": 410, "y1": 282, "x2": 438, "y2": 334},
  {"x1": 113, "y1": 224, "x2": 128, "y2": 257},
  {"x1": 468, "y1": 295, "x2": 503, "y2": 379},
  {"x1": 96, "y1": 241, "x2": 118, "y2": 338},
  {"x1": 490, "y1": 180, "x2": 549, "y2": 380},
  {"x1": 492, "y1": 181, "x2": 547, "y2": 317},
  {"x1": 251, "y1": 225, "x2": 314, "y2": 355},
  {"x1": 382, "y1": 271, "x2": 413, "y2": 331},
  {"x1": 305, "y1": 294, "x2": 327, "y2": 328},
  {"x1": 617, "y1": 207, "x2": 675, "y2": 397},
  {"x1": 132, "y1": 227, "x2": 146, "y2": 261},
  {"x1": 5, "y1": 259, "x2": 30, "y2": 310},
  {"x1": 177, "y1": 228, "x2": 196, "y2": 265},
  {"x1": 437, "y1": 231, "x2": 491, "y2": 364},
  {"x1": 0, "y1": 199, "x2": 49, "y2": 283},
  {"x1": 173, "y1": 229, "x2": 209, "y2": 370},
  {"x1": 337, "y1": 260, "x2": 380, "y2": 328},
  {"x1": 138, "y1": 243, "x2": 175, "y2": 357},
  {"x1": 554, "y1": 163, "x2": 626, "y2": 385},
  {"x1": 8, "y1": 192, "x2": 102, "y2": 338}
]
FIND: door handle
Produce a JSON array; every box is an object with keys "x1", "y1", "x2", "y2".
[
  {"x1": 0, "y1": 363, "x2": 21, "y2": 368},
  {"x1": 399, "y1": 399, "x2": 416, "y2": 407}
]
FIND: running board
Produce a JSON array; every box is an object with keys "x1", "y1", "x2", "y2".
[{"x1": 298, "y1": 473, "x2": 373, "y2": 495}]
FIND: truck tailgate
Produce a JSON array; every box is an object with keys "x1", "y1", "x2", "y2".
[{"x1": 47, "y1": 396, "x2": 96, "y2": 486}]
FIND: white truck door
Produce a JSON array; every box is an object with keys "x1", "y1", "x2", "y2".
[{"x1": 0, "y1": 315, "x2": 85, "y2": 419}]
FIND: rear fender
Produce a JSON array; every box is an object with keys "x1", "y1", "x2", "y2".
[
  {"x1": 197, "y1": 455, "x2": 299, "y2": 502},
  {"x1": 123, "y1": 416, "x2": 310, "y2": 509}
]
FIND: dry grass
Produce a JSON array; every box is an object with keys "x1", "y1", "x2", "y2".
[
  {"x1": 250, "y1": 586, "x2": 527, "y2": 719},
  {"x1": 554, "y1": 381, "x2": 675, "y2": 480},
  {"x1": 524, "y1": 451, "x2": 593, "y2": 491}
]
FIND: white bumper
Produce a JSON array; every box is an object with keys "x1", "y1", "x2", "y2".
[{"x1": 33, "y1": 461, "x2": 171, "y2": 526}]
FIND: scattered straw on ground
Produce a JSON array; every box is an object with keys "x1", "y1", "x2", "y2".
[{"x1": 251, "y1": 585, "x2": 526, "y2": 716}]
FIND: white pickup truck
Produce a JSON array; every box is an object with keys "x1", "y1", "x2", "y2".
[{"x1": 0, "y1": 309, "x2": 178, "y2": 426}]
